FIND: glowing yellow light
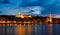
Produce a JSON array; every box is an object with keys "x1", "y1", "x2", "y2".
[{"x1": 49, "y1": 12, "x2": 52, "y2": 23}]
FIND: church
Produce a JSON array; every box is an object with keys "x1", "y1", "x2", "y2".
[{"x1": 15, "y1": 11, "x2": 32, "y2": 18}]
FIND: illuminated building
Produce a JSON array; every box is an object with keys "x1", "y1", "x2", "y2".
[
  {"x1": 15, "y1": 11, "x2": 32, "y2": 18},
  {"x1": 45, "y1": 12, "x2": 53, "y2": 23},
  {"x1": 0, "y1": 11, "x2": 59, "y2": 24},
  {"x1": 49, "y1": 12, "x2": 52, "y2": 23},
  {"x1": 15, "y1": 11, "x2": 24, "y2": 18}
]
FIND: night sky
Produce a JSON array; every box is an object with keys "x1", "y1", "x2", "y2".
[{"x1": 0, "y1": 0, "x2": 60, "y2": 18}]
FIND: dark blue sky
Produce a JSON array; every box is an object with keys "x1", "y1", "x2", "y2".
[{"x1": 0, "y1": 0, "x2": 60, "y2": 18}]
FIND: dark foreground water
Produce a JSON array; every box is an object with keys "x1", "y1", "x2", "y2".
[{"x1": 0, "y1": 23, "x2": 60, "y2": 35}]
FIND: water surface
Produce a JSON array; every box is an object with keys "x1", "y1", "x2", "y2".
[{"x1": 0, "y1": 23, "x2": 60, "y2": 35}]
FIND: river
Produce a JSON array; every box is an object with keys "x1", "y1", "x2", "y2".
[{"x1": 0, "y1": 24, "x2": 60, "y2": 35}]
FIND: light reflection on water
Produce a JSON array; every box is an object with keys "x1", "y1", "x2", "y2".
[{"x1": 0, "y1": 23, "x2": 60, "y2": 35}]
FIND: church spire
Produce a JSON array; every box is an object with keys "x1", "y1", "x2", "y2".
[
  {"x1": 16, "y1": 11, "x2": 21, "y2": 18},
  {"x1": 49, "y1": 12, "x2": 52, "y2": 23},
  {"x1": 15, "y1": 11, "x2": 24, "y2": 18},
  {"x1": 18, "y1": 11, "x2": 21, "y2": 15}
]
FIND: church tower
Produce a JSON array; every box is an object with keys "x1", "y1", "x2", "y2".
[
  {"x1": 16, "y1": 11, "x2": 21, "y2": 18},
  {"x1": 15, "y1": 11, "x2": 24, "y2": 18},
  {"x1": 49, "y1": 12, "x2": 52, "y2": 23}
]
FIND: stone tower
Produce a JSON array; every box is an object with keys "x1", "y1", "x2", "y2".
[{"x1": 49, "y1": 12, "x2": 52, "y2": 23}]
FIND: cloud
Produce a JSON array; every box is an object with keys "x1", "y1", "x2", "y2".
[
  {"x1": 54, "y1": 15, "x2": 60, "y2": 18},
  {"x1": 26, "y1": 0, "x2": 38, "y2": 3},
  {"x1": 0, "y1": 3, "x2": 19, "y2": 15},
  {"x1": 30, "y1": 6, "x2": 43, "y2": 15},
  {"x1": 0, "y1": 0, "x2": 60, "y2": 16},
  {"x1": 0, "y1": 2, "x2": 44, "y2": 15},
  {"x1": 44, "y1": 0, "x2": 56, "y2": 5},
  {"x1": 20, "y1": 6, "x2": 44, "y2": 15},
  {"x1": 9, "y1": 0, "x2": 22, "y2": 6}
]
